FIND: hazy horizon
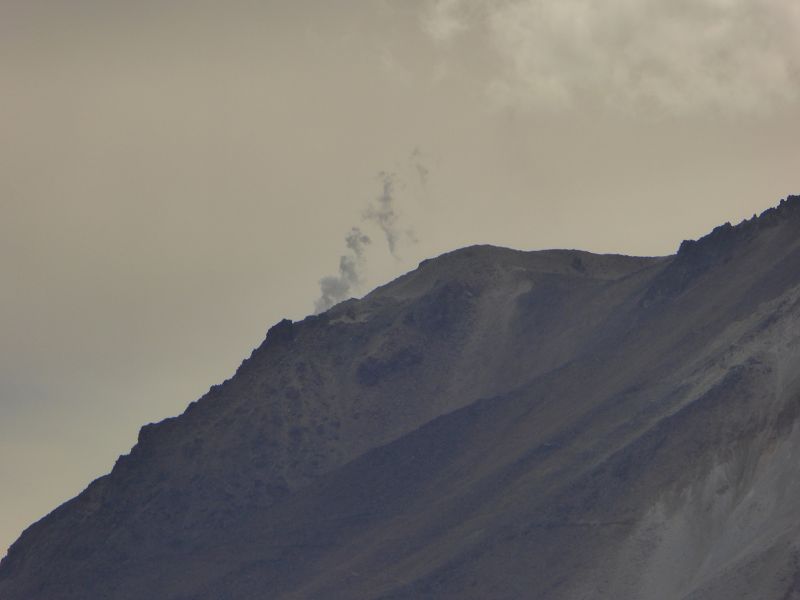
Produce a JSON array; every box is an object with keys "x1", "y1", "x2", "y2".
[{"x1": 2, "y1": 0, "x2": 799, "y2": 556}]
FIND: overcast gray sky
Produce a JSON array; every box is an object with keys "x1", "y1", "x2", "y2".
[{"x1": 2, "y1": 0, "x2": 799, "y2": 556}]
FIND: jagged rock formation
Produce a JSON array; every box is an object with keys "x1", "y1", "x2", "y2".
[{"x1": 3, "y1": 196, "x2": 800, "y2": 599}]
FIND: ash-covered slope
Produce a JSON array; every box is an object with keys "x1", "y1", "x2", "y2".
[{"x1": 3, "y1": 197, "x2": 800, "y2": 599}]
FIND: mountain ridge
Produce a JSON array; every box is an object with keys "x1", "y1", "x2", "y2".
[{"x1": 2, "y1": 195, "x2": 800, "y2": 599}]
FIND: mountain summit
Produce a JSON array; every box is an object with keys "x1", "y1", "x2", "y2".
[{"x1": 3, "y1": 196, "x2": 800, "y2": 599}]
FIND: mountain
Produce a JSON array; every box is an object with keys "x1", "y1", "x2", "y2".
[{"x1": 3, "y1": 197, "x2": 800, "y2": 599}]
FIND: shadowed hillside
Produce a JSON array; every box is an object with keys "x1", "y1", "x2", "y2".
[{"x1": 3, "y1": 196, "x2": 800, "y2": 599}]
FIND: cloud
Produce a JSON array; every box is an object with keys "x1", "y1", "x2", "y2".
[
  {"x1": 422, "y1": 0, "x2": 471, "y2": 42},
  {"x1": 422, "y1": 0, "x2": 800, "y2": 114}
]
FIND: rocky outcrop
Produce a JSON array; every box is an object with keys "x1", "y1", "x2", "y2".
[{"x1": 643, "y1": 194, "x2": 800, "y2": 306}]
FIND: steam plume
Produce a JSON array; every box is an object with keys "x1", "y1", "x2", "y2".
[
  {"x1": 411, "y1": 147, "x2": 430, "y2": 187},
  {"x1": 363, "y1": 172, "x2": 402, "y2": 257},
  {"x1": 315, "y1": 151, "x2": 429, "y2": 314},
  {"x1": 314, "y1": 228, "x2": 371, "y2": 314}
]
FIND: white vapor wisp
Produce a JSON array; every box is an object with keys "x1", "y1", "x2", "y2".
[
  {"x1": 314, "y1": 228, "x2": 371, "y2": 314},
  {"x1": 314, "y1": 155, "x2": 426, "y2": 314},
  {"x1": 422, "y1": 0, "x2": 800, "y2": 115},
  {"x1": 363, "y1": 172, "x2": 403, "y2": 258}
]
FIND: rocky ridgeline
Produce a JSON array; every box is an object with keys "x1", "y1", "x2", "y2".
[{"x1": 3, "y1": 196, "x2": 800, "y2": 600}]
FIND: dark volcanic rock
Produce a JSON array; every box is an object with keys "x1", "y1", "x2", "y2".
[
  {"x1": 642, "y1": 195, "x2": 800, "y2": 306},
  {"x1": 3, "y1": 197, "x2": 800, "y2": 599}
]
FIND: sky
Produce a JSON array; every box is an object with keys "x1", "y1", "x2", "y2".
[{"x1": 2, "y1": 0, "x2": 799, "y2": 556}]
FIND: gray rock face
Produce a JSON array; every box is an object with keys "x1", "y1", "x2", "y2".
[{"x1": 3, "y1": 196, "x2": 800, "y2": 599}]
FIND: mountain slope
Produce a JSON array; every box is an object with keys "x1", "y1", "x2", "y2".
[{"x1": 2, "y1": 196, "x2": 800, "y2": 599}]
